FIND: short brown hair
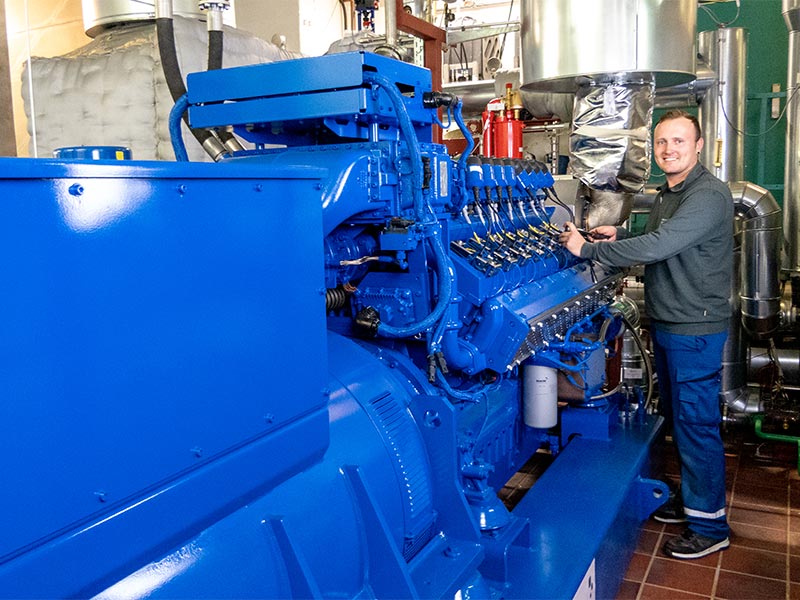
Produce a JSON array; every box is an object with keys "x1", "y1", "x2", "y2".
[{"x1": 656, "y1": 109, "x2": 702, "y2": 141}]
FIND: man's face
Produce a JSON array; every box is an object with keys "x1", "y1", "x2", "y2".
[{"x1": 653, "y1": 117, "x2": 704, "y2": 184}]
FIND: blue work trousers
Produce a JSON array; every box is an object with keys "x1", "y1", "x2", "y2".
[{"x1": 651, "y1": 326, "x2": 729, "y2": 540}]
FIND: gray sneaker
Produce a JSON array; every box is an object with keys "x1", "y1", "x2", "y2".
[
  {"x1": 663, "y1": 528, "x2": 730, "y2": 559},
  {"x1": 652, "y1": 489, "x2": 687, "y2": 524}
]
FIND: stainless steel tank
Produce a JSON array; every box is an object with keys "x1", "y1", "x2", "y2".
[
  {"x1": 698, "y1": 28, "x2": 747, "y2": 183},
  {"x1": 82, "y1": 0, "x2": 205, "y2": 37},
  {"x1": 520, "y1": 0, "x2": 697, "y2": 92},
  {"x1": 784, "y1": 0, "x2": 800, "y2": 275}
]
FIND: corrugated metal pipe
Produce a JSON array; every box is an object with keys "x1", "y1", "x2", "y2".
[{"x1": 720, "y1": 182, "x2": 782, "y2": 414}]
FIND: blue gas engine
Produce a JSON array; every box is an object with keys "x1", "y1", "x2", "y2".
[{"x1": 0, "y1": 52, "x2": 666, "y2": 599}]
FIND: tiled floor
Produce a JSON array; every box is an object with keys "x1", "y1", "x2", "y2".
[{"x1": 616, "y1": 425, "x2": 800, "y2": 600}]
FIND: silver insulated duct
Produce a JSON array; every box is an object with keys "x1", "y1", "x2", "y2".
[
  {"x1": 784, "y1": 0, "x2": 800, "y2": 276},
  {"x1": 519, "y1": 0, "x2": 696, "y2": 196},
  {"x1": 720, "y1": 182, "x2": 783, "y2": 413}
]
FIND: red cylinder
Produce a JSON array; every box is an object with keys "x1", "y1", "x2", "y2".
[
  {"x1": 481, "y1": 110, "x2": 494, "y2": 158},
  {"x1": 493, "y1": 111, "x2": 524, "y2": 158}
]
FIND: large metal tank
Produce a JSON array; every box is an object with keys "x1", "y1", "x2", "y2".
[
  {"x1": 698, "y1": 28, "x2": 747, "y2": 183},
  {"x1": 784, "y1": 0, "x2": 800, "y2": 275},
  {"x1": 520, "y1": 0, "x2": 697, "y2": 92},
  {"x1": 82, "y1": 0, "x2": 205, "y2": 37}
]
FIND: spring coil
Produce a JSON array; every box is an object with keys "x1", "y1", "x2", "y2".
[{"x1": 326, "y1": 287, "x2": 347, "y2": 312}]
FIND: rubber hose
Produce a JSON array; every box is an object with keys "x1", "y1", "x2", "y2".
[
  {"x1": 207, "y1": 29, "x2": 239, "y2": 151},
  {"x1": 156, "y1": 17, "x2": 219, "y2": 157},
  {"x1": 169, "y1": 94, "x2": 190, "y2": 162}
]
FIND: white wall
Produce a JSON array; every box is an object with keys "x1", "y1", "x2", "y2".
[
  {"x1": 5, "y1": 0, "x2": 88, "y2": 156},
  {"x1": 233, "y1": 0, "x2": 343, "y2": 56}
]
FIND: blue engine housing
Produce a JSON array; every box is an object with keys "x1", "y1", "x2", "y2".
[{"x1": 0, "y1": 52, "x2": 666, "y2": 599}]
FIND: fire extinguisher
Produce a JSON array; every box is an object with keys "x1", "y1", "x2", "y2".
[{"x1": 481, "y1": 83, "x2": 524, "y2": 158}]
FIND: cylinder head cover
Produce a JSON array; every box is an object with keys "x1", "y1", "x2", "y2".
[
  {"x1": 521, "y1": 0, "x2": 697, "y2": 92},
  {"x1": 82, "y1": 0, "x2": 205, "y2": 37}
]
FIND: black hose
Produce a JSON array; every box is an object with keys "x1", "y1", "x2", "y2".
[
  {"x1": 208, "y1": 30, "x2": 223, "y2": 70},
  {"x1": 621, "y1": 314, "x2": 655, "y2": 412},
  {"x1": 156, "y1": 17, "x2": 224, "y2": 160},
  {"x1": 206, "y1": 28, "x2": 241, "y2": 152}
]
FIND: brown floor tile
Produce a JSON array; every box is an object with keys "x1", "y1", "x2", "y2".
[
  {"x1": 614, "y1": 579, "x2": 641, "y2": 600},
  {"x1": 792, "y1": 486, "x2": 800, "y2": 510},
  {"x1": 643, "y1": 518, "x2": 666, "y2": 533},
  {"x1": 644, "y1": 557, "x2": 716, "y2": 596},
  {"x1": 792, "y1": 582, "x2": 800, "y2": 600},
  {"x1": 791, "y1": 555, "x2": 800, "y2": 583},
  {"x1": 715, "y1": 571, "x2": 787, "y2": 600},
  {"x1": 624, "y1": 552, "x2": 652, "y2": 583},
  {"x1": 720, "y1": 545, "x2": 787, "y2": 580},
  {"x1": 791, "y1": 532, "x2": 800, "y2": 555},
  {"x1": 729, "y1": 505, "x2": 788, "y2": 530},
  {"x1": 729, "y1": 522, "x2": 788, "y2": 554},
  {"x1": 636, "y1": 529, "x2": 661, "y2": 554},
  {"x1": 664, "y1": 521, "x2": 688, "y2": 536},
  {"x1": 735, "y1": 465, "x2": 791, "y2": 489},
  {"x1": 638, "y1": 583, "x2": 710, "y2": 599},
  {"x1": 732, "y1": 483, "x2": 788, "y2": 512}
]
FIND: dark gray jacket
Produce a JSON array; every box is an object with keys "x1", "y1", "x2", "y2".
[{"x1": 580, "y1": 163, "x2": 733, "y2": 335}]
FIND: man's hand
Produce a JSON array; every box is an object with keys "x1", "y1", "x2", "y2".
[
  {"x1": 559, "y1": 222, "x2": 586, "y2": 257},
  {"x1": 588, "y1": 225, "x2": 617, "y2": 241}
]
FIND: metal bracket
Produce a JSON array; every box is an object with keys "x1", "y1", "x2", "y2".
[{"x1": 630, "y1": 477, "x2": 670, "y2": 521}]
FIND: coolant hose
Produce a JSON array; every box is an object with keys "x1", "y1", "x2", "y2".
[
  {"x1": 377, "y1": 228, "x2": 454, "y2": 338},
  {"x1": 453, "y1": 99, "x2": 474, "y2": 211},
  {"x1": 169, "y1": 94, "x2": 190, "y2": 162},
  {"x1": 362, "y1": 72, "x2": 425, "y2": 223}
]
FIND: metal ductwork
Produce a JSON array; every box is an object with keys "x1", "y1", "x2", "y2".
[
  {"x1": 784, "y1": 0, "x2": 800, "y2": 276},
  {"x1": 520, "y1": 0, "x2": 696, "y2": 93},
  {"x1": 82, "y1": 0, "x2": 205, "y2": 38},
  {"x1": 698, "y1": 28, "x2": 747, "y2": 183},
  {"x1": 721, "y1": 182, "x2": 783, "y2": 413},
  {"x1": 750, "y1": 346, "x2": 800, "y2": 386},
  {"x1": 519, "y1": 0, "x2": 696, "y2": 195},
  {"x1": 731, "y1": 182, "x2": 784, "y2": 339}
]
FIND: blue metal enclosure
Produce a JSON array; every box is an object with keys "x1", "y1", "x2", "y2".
[{"x1": 0, "y1": 52, "x2": 665, "y2": 599}]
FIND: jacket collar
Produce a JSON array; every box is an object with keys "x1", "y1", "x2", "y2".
[{"x1": 657, "y1": 162, "x2": 706, "y2": 193}]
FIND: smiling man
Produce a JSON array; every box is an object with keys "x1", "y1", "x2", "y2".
[{"x1": 560, "y1": 109, "x2": 734, "y2": 560}]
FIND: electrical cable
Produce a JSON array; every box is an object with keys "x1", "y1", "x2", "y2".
[
  {"x1": 700, "y1": 0, "x2": 740, "y2": 28},
  {"x1": 498, "y1": 0, "x2": 515, "y2": 62},
  {"x1": 719, "y1": 84, "x2": 800, "y2": 138},
  {"x1": 620, "y1": 314, "x2": 655, "y2": 412}
]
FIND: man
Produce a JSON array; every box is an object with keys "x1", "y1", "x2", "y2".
[{"x1": 560, "y1": 109, "x2": 733, "y2": 560}]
